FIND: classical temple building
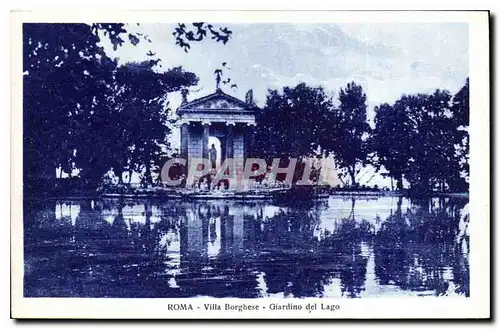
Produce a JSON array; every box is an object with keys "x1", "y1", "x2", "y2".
[{"x1": 177, "y1": 87, "x2": 258, "y2": 166}]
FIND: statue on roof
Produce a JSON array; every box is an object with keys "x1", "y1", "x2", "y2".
[
  {"x1": 181, "y1": 89, "x2": 189, "y2": 105},
  {"x1": 214, "y1": 69, "x2": 222, "y2": 90},
  {"x1": 245, "y1": 89, "x2": 254, "y2": 105}
]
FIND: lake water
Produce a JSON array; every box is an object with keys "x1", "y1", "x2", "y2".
[{"x1": 23, "y1": 196, "x2": 470, "y2": 298}]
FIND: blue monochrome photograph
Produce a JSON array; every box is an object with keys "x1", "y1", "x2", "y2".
[{"x1": 22, "y1": 21, "x2": 472, "y2": 301}]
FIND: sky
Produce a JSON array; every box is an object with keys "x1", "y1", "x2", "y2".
[
  {"x1": 100, "y1": 23, "x2": 469, "y2": 187},
  {"x1": 102, "y1": 23, "x2": 468, "y2": 111}
]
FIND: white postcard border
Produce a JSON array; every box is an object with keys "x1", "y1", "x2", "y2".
[{"x1": 10, "y1": 10, "x2": 490, "y2": 319}]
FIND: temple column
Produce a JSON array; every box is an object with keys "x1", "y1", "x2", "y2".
[
  {"x1": 246, "y1": 123, "x2": 256, "y2": 158},
  {"x1": 180, "y1": 122, "x2": 189, "y2": 160},
  {"x1": 220, "y1": 139, "x2": 227, "y2": 164},
  {"x1": 224, "y1": 123, "x2": 235, "y2": 189},
  {"x1": 202, "y1": 121, "x2": 210, "y2": 160},
  {"x1": 225, "y1": 123, "x2": 234, "y2": 159},
  {"x1": 232, "y1": 123, "x2": 246, "y2": 190}
]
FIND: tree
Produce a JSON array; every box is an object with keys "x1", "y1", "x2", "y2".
[
  {"x1": 72, "y1": 61, "x2": 198, "y2": 187},
  {"x1": 371, "y1": 102, "x2": 412, "y2": 190},
  {"x1": 254, "y1": 83, "x2": 333, "y2": 160},
  {"x1": 329, "y1": 82, "x2": 370, "y2": 187},
  {"x1": 373, "y1": 87, "x2": 469, "y2": 194},
  {"x1": 23, "y1": 24, "x2": 122, "y2": 192},
  {"x1": 451, "y1": 78, "x2": 469, "y2": 128},
  {"x1": 113, "y1": 61, "x2": 198, "y2": 185},
  {"x1": 23, "y1": 23, "x2": 230, "y2": 194},
  {"x1": 172, "y1": 23, "x2": 232, "y2": 52},
  {"x1": 451, "y1": 78, "x2": 470, "y2": 178},
  {"x1": 403, "y1": 90, "x2": 466, "y2": 193}
]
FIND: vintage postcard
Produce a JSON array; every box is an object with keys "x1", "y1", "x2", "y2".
[{"x1": 11, "y1": 10, "x2": 490, "y2": 319}]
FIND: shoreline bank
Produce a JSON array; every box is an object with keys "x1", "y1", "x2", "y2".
[{"x1": 24, "y1": 188, "x2": 469, "y2": 200}]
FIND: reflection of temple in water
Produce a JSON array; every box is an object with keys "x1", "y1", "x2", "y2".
[
  {"x1": 176, "y1": 202, "x2": 258, "y2": 297},
  {"x1": 180, "y1": 202, "x2": 247, "y2": 260}
]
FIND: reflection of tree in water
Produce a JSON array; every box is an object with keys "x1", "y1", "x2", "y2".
[
  {"x1": 24, "y1": 196, "x2": 470, "y2": 298},
  {"x1": 254, "y1": 206, "x2": 328, "y2": 298},
  {"x1": 25, "y1": 198, "x2": 185, "y2": 297},
  {"x1": 24, "y1": 199, "x2": 79, "y2": 297},
  {"x1": 25, "y1": 199, "x2": 119, "y2": 297},
  {"x1": 319, "y1": 198, "x2": 373, "y2": 298},
  {"x1": 374, "y1": 197, "x2": 469, "y2": 296},
  {"x1": 76, "y1": 199, "x2": 174, "y2": 297},
  {"x1": 252, "y1": 198, "x2": 374, "y2": 298}
]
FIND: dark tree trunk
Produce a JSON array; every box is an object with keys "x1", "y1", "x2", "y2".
[
  {"x1": 128, "y1": 169, "x2": 133, "y2": 184},
  {"x1": 396, "y1": 196, "x2": 403, "y2": 215},
  {"x1": 143, "y1": 143, "x2": 153, "y2": 186},
  {"x1": 41, "y1": 161, "x2": 57, "y2": 180},
  {"x1": 145, "y1": 164, "x2": 152, "y2": 185},
  {"x1": 144, "y1": 158, "x2": 152, "y2": 186},
  {"x1": 396, "y1": 173, "x2": 403, "y2": 190},
  {"x1": 351, "y1": 197, "x2": 356, "y2": 214},
  {"x1": 115, "y1": 167, "x2": 123, "y2": 184},
  {"x1": 349, "y1": 166, "x2": 356, "y2": 188}
]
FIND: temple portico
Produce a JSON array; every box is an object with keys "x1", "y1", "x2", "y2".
[{"x1": 178, "y1": 88, "x2": 258, "y2": 170}]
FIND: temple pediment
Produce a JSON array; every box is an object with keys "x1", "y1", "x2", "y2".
[{"x1": 178, "y1": 89, "x2": 257, "y2": 115}]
